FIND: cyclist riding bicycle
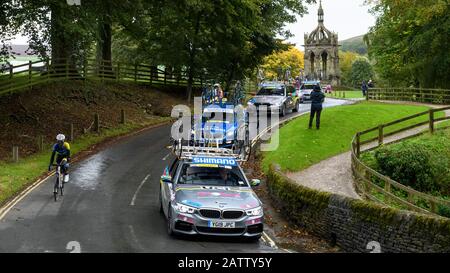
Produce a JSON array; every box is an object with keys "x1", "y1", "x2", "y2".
[{"x1": 48, "y1": 134, "x2": 71, "y2": 183}]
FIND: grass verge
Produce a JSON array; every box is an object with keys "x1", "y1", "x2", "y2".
[
  {"x1": 0, "y1": 117, "x2": 171, "y2": 206},
  {"x1": 262, "y1": 101, "x2": 440, "y2": 172}
]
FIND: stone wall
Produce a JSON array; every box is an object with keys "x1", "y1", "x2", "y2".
[{"x1": 267, "y1": 165, "x2": 450, "y2": 253}]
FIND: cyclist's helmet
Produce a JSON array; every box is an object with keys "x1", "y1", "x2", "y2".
[{"x1": 56, "y1": 134, "x2": 66, "y2": 142}]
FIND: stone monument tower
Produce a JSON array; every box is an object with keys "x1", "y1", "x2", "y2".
[{"x1": 303, "y1": 0, "x2": 340, "y2": 86}]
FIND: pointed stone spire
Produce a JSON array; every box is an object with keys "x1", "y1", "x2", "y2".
[{"x1": 318, "y1": 0, "x2": 324, "y2": 24}]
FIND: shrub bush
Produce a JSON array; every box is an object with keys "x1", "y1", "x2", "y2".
[{"x1": 373, "y1": 131, "x2": 450, "y2": 195}]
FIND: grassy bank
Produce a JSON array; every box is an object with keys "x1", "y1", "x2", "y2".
[
  {"x1": 0, "y1": 117, "x2": 171, "y2": 206},
  {"x1": 262, "y1": 101, "x2": 440, "y2": 172},
  {"x1": 360, "y1": 128, "x2": 450, "y2": 216}
]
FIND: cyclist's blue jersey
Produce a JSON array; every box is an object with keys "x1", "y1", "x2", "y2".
[{"x1": 53, "y1": 142, "x2": 71, "y2": 158}]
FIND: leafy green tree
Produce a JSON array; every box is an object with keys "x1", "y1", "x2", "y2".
[
  {"x1": 339, "y1": 51, "x2": 360, "y2": 86},
  {"x1": 366, "y1": 0, "x2": 450, "y2": 88},
  {"x1": 261, "y1": 46, "x2": 304, "y2": 79},
  {"x1": 350, "y1": 59, "x2": 374, "y2": 88}
]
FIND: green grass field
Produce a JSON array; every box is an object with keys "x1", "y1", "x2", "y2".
[
  {"x1": 262, "y1": 101, "x2": 440, "y2": 172},
  {"x1": 0, "y1": 117, "x2": 171, "y2": 206}
]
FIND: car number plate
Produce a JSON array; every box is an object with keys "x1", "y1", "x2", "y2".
[{"x1": 208, "y1": 221, "x2": 235, "y2": 228}]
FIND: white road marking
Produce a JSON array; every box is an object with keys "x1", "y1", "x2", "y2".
[
  {"x1": 130, "y1": 174, "x2": 150, "y2": 206},
  {"x1": 162, "y1": 152, "x2": 171, "y2": 161},
  {"x1": 0, "y1": 172, "x2": 55, "y2": 221},
  {"x1": 260, "y1": 235, "x2": 267, "y2": 244},
  {"x1": 282, "y1": 248, "x2": 294, "y2": 253},
  {"x1": 262, "y1": 232, "x2": 278, "y2": 249},
  {"x1": 128, "y1": 225, "x2": 145, "y2": 250}
]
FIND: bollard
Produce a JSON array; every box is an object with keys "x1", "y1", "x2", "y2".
[
  {"x1": 94, "y1": 113, "x2": 100, "y2": 132},
  {"x1": 38, "y1": 135, "x2": 44, "y2": 151},
  {"x1": 12, "y1": 146, "x2": 19, "y2": 163},
  {"x1": 120, "y1": 109, "x2": 126, "y2": 124},
  {"x1": 70, "y1": 123, "x2": 74, "y2": 142}
]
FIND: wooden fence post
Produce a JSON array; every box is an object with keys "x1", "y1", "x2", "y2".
[
  {"x1": 378, "y1": 125, "x2": 384, "y2": 146},
  {"x1": 28, "y1": 61, "x2": 32, "y2": 90},
  {"x1": 94, "y1": 113, "x2": 100, "y2": 132},
  {"x1": 120, "y1": 109, "x2": 126, "y2": 124},
  {"x1": 150, "y1": 66, "x2": 153, "y2": 84},
  {"x1": 70, "y1": 123, "x2": 74, "y2": 142},
  {"x1": 46, "y1": 59, "x2": 50, "y2": 82},
  {"x1": 356, "y1": 133, "x2": 361, "y2": 158},
  {"x1": 366, "y1": 89, "x2": 369, "y2": 101},
  {"x1": 429, "y1": 109, "x2": 434, "y2": 134},
  {"x1": 164, "y1": 69, "x2": 167, "y2": 85},
  {"x1": 38, "y1": 135, "x2": 44, "y2": 152},
  {"x1": 9, "y1": 64, "x2": 13, "y2": 93},
  {"x1": 384, "y1": 180, "x2": 391, "y2": 201},
  {"x1": 83, "y1": 59, "x2": 87, "y2": 80},
  {"x1": 117, "y1": 63, "x2": 120, "y2": 81},
  {"x1": 66, "y1": 59, "x2": 69, "y2": 79},
  {"x1": 12, "y1": 146, "x2": 19, "y2": 163},
  {"x1": 134, "y1": 64, "x2": 137, "y2": 82}
]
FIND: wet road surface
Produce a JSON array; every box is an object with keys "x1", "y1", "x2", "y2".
[{"x1": 0, "y1": 98, "x2": 350, "y2": 253}]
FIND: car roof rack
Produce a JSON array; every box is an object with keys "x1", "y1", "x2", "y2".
[{"x1": 170, "y1": 139, "x2": 246, "y2": 162}]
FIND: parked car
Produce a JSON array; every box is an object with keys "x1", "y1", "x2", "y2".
[{"x1": 299, "y1": 81, "x2": 322, "y2": 103}]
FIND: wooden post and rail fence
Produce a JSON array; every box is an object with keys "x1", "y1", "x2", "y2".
[
  {"x1": 351, "y1": 106, "x2": 450, "y2": 217},
  {"x1": 366, "y1": 88, "x2": 450, "y2": 105},
  {"x1": 0, "y1": 58, "x2": 208, "y2": 96},
  {"x1": 7, "y1": 109, "x2": 127, "y2": 163}
]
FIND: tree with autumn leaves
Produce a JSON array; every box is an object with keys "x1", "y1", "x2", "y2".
[{"x1": 261, "y1": 46, "x2": 304, "y2": 80}]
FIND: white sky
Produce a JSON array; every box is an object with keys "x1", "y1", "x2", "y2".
[
  {"x1": 286, "y1": 0, "x2": 376, "y2": 49},
  {"x1": 12, "y1": 0, "x2": 377, "y2": 49}
]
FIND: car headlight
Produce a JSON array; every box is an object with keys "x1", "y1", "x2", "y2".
[
  {"x1": 175, "y1": 203, "x2": 196, "y2": 214},
  {"x1": 246, "y1": 206, "x2": 263, "y2": 216}
]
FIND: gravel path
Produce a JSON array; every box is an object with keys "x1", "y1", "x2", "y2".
[{"x1": 286, "y1": 102, "x2": 450, "y2": 199}]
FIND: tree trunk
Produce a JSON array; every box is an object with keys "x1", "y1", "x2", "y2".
[
  {"x1": 97, "y1": 18, "x2": 113, "y2": 77},
  {"x1": 186, "y1": 12, "x2": 202, "y2": 103},
  {"x1": 50, "y1": 4, "x2": 72, "y2": 73},
  {"x1": 50, "y1": 4, "x2": 80, "y2": 78}
]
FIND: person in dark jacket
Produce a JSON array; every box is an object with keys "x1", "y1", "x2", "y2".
[
  {"x1": 309, "y1": 85, "x2": 325, "y2": 129},
  {"x1": 361, "y1": 81, "x2": 368, "y2": 96}
]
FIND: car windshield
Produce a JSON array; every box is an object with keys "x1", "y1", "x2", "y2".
[
  {"x1": 257, "y1": 87, "x2": 284, "y2": 96},
  {"x1": 202, "y1": 111, "x2": 234, "y2": 123},
  {"x1": 301, "y1": 84, "x2": 316, "y2": 90},
  {"x1": 178, "y1": 164, "x2": 247, "y2": 187}
]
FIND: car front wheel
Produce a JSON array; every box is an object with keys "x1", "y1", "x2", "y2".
[
  {"x1": 280, "y1": 104, "x2": 286, "y2": 117},
  {"x1": 167, "y1": 205, "x2": 174, "y2": 236},
  {"x1": 293, "y1": 101, "x2": 300, "y2": 112}
]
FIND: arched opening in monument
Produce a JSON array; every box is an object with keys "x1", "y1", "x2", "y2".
[
  {"x1": 321, "y1": 51, "x2": 328, "y2": 80},
  {"x1": 310, "y1": 52, "x2": 315, "y2": 78}
]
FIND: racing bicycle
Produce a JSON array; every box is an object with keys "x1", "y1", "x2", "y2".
[{"x1": 52, "y1": 160, "x2": 67, "y2": 201}]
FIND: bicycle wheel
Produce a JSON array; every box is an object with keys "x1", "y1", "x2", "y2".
[
  {"x1": 54, "y1": 181, "x2": 58, "y2": 202},
  {"x1": 60, "y1": 174, "x2": 64, "y2": 197}
]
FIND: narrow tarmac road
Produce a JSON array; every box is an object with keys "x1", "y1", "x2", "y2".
[{"x1": 0, "y1": 98, "x2": 349, "y2": 253}]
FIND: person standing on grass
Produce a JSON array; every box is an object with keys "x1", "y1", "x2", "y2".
[
  {"x1": 361, "y1": 81, "x2": 368, "y2": 96},
  {"x1": 309, "y1": 85, "x2": 325, "y2": 130}
]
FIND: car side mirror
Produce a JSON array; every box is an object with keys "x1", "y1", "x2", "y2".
[
  {"x1": 250, "y1": 179, "x2": 261, "y2": 187},
  {"x1": 161, "y1": 174, "x2": 172, "y2": 183}
]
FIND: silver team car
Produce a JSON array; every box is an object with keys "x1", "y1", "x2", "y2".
[{"x1": 159, "y1": 153, "x2": 263, "y2": 240}]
